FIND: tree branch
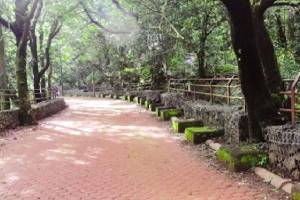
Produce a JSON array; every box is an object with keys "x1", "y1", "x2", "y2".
[
  {"x1": 80, "y1": 1, "x2": 132, "y2": 34},
  {"x1": 111, "y1": 0, "x2": 139, "y2": 20}
]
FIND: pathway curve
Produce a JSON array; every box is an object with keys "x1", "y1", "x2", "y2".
[{"x1": 0, "y1": 98, "x2": 285, "y2": 200}]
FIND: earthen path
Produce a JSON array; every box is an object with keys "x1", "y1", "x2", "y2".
[{"x1": 0, "y1": 98, "x2": 284, "y2": 200}]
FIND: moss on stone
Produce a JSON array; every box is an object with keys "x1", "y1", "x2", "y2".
[
  {"x1": 127, "y1": 95, "x2": 135, "y2": 102},
  {"x1": 171, "y1": 118, "x2": 203, "y2": 133},
  {"x1": 185, "y1": 127, "x2": 222, "y2": 144},
  {"x1": 100, "y1": 94, "x2": 107, "y2": 98},
  {"x1": 139, "y1": 98, "x2": 146, "y2": 106},
  {"x1": 292, "y1": 193, "x2": 300, "y2": 200},
  {"x1": 159, "y1": 109, "x2": 183, "y2": 121},
  {"x1": 216, "y1": 144, "x2": 268, "y2": 172},
  {"x1": 145, "y1": 100, "x2": 150, "y2": 109}
]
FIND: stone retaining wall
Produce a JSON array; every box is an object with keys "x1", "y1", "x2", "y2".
[
  {"x1": 183, "y1": 100, "x2": 248, "y2": 144},
  {"x1": 31, "y1": 98, "x2": 67, "y2": 120},
  {"x1": 266, "y1": 126, "x2": 300, "y2": 180},
  {"x1": 161, "y1": 92, "x2": 189, "y2": 108},
  {"x1": 0, "y1": 98, "x2": 67, "y2": 134},
  {"x1": 0, "y1": 109, "x2": 20, "y2": 133}
]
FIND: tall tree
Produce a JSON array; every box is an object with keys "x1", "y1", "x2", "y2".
[
  {"x1": 252, "y1": 0, "x2": 283, "y2": 93},
  {"x1": 220, "y1": 0, "x2": 278, "y2": 141},
  {"x1": 0, "y1": 25, "x2": 9, "y2": 110},
  {"x1": 0, "y1": 0, "x2": 40, "y2": 124}
]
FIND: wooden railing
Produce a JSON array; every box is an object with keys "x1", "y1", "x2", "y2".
[
  {"x1": 168, "y1": 76, "x2": 244, "y2": 106},
  {"x1": 0, "y1": 88, "x2": 58, "y2": 111},
  {"x1": 280, "y1": 73, "x2": 300, "y2": 128},
  {"x1": 168, "y1": 73, "x2": 300, "y2": 128}
]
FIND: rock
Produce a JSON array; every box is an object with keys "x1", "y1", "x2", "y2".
[
  {"x1": 185, "y1": 127, "x2": 224, "y2": 145},
  {"x1": 216, "y1": 144, "x2": 268, "y2": 172}
]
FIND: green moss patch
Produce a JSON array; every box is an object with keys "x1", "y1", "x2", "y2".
[
  {"x1": 155, "y1": 107, "x2": 175, "y2": 118},
  {"x1": 149, "y1": 104, "x2": 163, "y2": 112},
  {"x1": 185, "y1": 127, "x2": 223, "y2": 144},
  {"x1": 160, "y1": 109, "x2": 184, "y2": 121},
  {"x1": 292, "y1": 192, "x2": 300, "y2": 200},
  {"x1": 171, "y1": 118, "x2": 203, "y2": 133},
  {"x1": 216, "y1": 144, "x2": 268, "y2": 172},
  {"x1": 145, "y1": 100, "x2": 150, "y2": 109},
  {"x1": 139, "y1": 98, "x2": 146, "y2": 106},
  {"x1": 113, "y1": 95, "x2": 120, "y2": 99},
  {"x1": 100, "y1": 94, "x2": 107, "y2": 98},
  {"x1": 127, "y1": 95, "x2": 135, "y2": 102}
]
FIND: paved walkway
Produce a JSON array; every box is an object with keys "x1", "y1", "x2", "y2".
[{"x1": 0, "y1": 98, "x2": 283, "y2": 200}]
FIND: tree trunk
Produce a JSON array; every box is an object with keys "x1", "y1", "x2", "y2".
[
  {"x1": 16, "y1": 35, "x2": 34, "y2": 124},
  {"x1": 275, "y1": 12, "x2": 288, "y2": 48},
  {"x1": 0, "y1": 26, "x2": 10, "y2": 110},
  {"x1": 196, "y1": 36, "x2": 207, "y2": 78},
  {"x1": 151, "y1": 55, "x2": 166, "y2": 90},
  {"x1": 29, "y1": 30, "x2": 42, "y2": 102},
  {"x1": 41, "y1": 76, "x2": 46, "y2": 98},
  {"x1": 48, "y1": 65, "x2": 52, "y2": 99},
  {"x1": 221, "y1": 0, "x2": 278, "y2": 142},
  {"x1": 252, "y1": 4, "x2": 283, "y2": 94}
]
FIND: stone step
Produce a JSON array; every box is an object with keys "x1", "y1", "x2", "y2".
[
  {"x1": 148, "y1": 103, "x2": 164, "y2": 112},
  {"x1": 113, "y1": 95, "x2": 120, "y2": 99},
  {"x1": 100, "y1": 94, "x2": 107, "y2": 98},
  {"x1": 139, "y1": 97, "x2": 146, "y2": 106},
  {"x1": 216, "y1": 144, "x2": 268, "y2": 172},
  {"x1": 159, "y1": 109, "x2": 184, "y2": 121},
  {"x1": 145, "y1": 100, "x2": 150, "y2": 109},
  {"x1": 126, "y1": 95, "x2": 135, "y2": 102},
  {"x1": 185, "y1": 127, "x2": 223, "y2": 145},
  {"x1": 171, "y1": 117, "x2": 203, "y2": 133},
  {"x1": 155, "y1": 106, "x2": 176, "y2": 118}
]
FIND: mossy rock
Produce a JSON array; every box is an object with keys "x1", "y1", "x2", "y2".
[
  {"x1": 160, "y1": 109, "x2": 184, "y2": 121},
  {"x1": 113, "y1": 95, "x2": 120, "y2": 99},
  {"x1": 149, "y1": 104, "x2": 163, "y2": 112},
  {"x1": 127, "y1": 95, "x2": 135, "y2": 102},
  {"x1": 185, "y1": 127, "x2": 223, "y2": 144},
  {"x1": 292, "y1": 193, "x2": 300, "y2": 200},
  {"x1": 155, "y1": 106, "x2": 175, "y2": 117},
  {"x1": 292, "y1": 184, "x2": 300, "y2": 200},
  {"x1": 216, "y1": 144, "x2": 268, "y2": 172},
  {"x1": 139, "y1": 98, "x2": 146, "y2": 106},
  {"x1": 171, "y1": 118, "x2": 203, "y2": 133},
  {"x1": 145, "y1": 100, "x2": 150, "y2": 109},
  {"x1": 100, "y1": 94, "x2": 107, "y2": 98}
]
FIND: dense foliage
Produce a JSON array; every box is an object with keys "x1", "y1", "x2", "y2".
[{"x1": 0, "y1": 0, "x2": 299, "y2": 140}]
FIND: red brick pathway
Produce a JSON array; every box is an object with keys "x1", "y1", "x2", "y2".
[{"x1": 0, "y1": 98, "x2": 277, "y2": 199}]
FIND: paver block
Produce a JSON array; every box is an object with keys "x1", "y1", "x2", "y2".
[
  {"x1": 216, "y1": 144, "x2": 268, "y2": 172},
  {"x1": 160, "y1": 109, "x2": 184, "y2": 121},
  {"x1": 185, "y1": 127, "x2": 223, "y2": 144},
  {"x1": 171, "y1": 117, "x2": 203, "y2": 133}
]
